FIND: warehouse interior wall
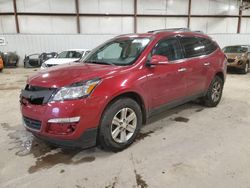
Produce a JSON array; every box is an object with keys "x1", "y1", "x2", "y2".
[
  {"x1": 1, "y1": 0, "x2": 250, "y2": 34},
  {"x1": 1, "y1": 0, "x2": 250, "y2": 60},
  {"x1": 1, "y1": 33, "x2": 250, "y2": 60}
]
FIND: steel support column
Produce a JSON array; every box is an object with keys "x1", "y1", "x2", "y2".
[{"x1": 13, "y1": 0, "x2": 19, "y2": 33}]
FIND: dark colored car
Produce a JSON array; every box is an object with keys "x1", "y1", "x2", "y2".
[
  {"x1": 20, "y1": 28, "x2": 226, "y2": 152},
  {"x1": 223, "y1": 45, "x2": 250, "y2": 74},
  {"x1": 0, "y1": 52, "x2": 19, "y2": 67},
  {"x1": 24, "y1": 52, "x2": 57, "y2": 68}
]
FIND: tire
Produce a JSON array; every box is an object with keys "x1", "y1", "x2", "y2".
[
  {"x1": 98, "y1": 98, "x2": 142, "y2": 152},
  {"x1": 203, "y1": 76, "x2": 224, "y2": 107},
  {"x1": 242, "y1": 63, "x2": 249, "y2": 74}
]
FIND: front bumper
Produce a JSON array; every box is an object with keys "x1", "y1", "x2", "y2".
[
  {"x1": 227, "y1": 59, "x2": 246, "y2": 69},
  {"x1": 21, "y1": 97, "x2": 103, "y2": 148},
  {"x1": 34, "y1": 127, "x2": 98, "y2": 148}
]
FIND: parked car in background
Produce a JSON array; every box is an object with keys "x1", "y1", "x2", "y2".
[
  {"x1": 41, "y1": 49, "x2": 90, "y2": 69},
  {"x1": 20, "y1": 29, "x2": 226, "y2": 151},
  {"x1": 0, "y1": 55, "x2": 3, "y2": 72},
  {"x1": 223, "y1": 45, "x2": 250, "y2": 74},
  {"x1": 24, "y1": 52, "x2": 57, "y2": 68},
  {"x1": 0, "y1": 51, "x2": 19, "y2": 67}
]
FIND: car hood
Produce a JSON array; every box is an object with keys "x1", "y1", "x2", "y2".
[
  {"x1": 225, "y1": 53, "x2": 245, "y2": 59},
  {"x1": 27, "y1": 63, "x2": 125, "y2": 88},
  {"x1": 44, "y1": 58, "x2": 80, "y2": 65}
]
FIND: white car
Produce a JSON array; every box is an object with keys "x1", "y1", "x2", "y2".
[{"x1": 41, "y1": 49, "x2": 90, "y2": 69}]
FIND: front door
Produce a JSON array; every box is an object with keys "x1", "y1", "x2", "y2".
[{"x1": 145, "y1": 37, "x2": 188, "y2": 109}]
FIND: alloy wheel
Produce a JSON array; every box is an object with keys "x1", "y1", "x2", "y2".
[
  {"x1": 111, "y1": 108, "x2": 137, "y2": 143},
  {"x1": 211, "y1": 81, "x2": 222, "y2": 102},
  {"x1": 245, "y1": 63, "x2": 249, "y2": 73}
]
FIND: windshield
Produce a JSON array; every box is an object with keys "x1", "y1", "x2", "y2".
[
  {"x1": 57, "y1": 51, "x2": 83, "y2": 59},
  {"x1": 223, "y1": 46, "x2": 248, "y2": 53},
  {"x1": 29, "y1": 54, "x2": 39, "y2": 59},
  {"x1": 84, "y1": 37, "x2": 151, "y2": 66}
]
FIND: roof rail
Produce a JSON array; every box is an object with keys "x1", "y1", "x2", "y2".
[
  {"x1": 193, "y1": 30, "x2": 204, "y2": 34},
  {"x1": 148, "y1": 28, "x2": 191, "y2": 33}
]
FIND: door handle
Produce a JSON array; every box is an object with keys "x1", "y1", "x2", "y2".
[
  {"x1": 178, "y1": 68, "x2": 187, "y2": 72},
  {"x1": 204, "y1": 62, "x2": 210, "y2": 66}
]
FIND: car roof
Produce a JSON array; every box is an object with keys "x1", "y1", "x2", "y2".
[
  {"x1": 63, "y1": 49, "x2": 90, "y2": 52},
  {"x1": 116, "y1": 28, "x2": 210, "y2": 40},
  {"x1": 224, "y1": 45, "x2": 250, "y2": 48}
]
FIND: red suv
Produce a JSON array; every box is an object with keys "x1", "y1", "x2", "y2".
[{"x1": 20, "y1": 28, "x2": 226, "y2": 151}]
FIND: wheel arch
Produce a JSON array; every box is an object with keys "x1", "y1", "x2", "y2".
[
  {"x1": 100, "y1": 91, "x2": 147, "y2": 125},
  {"x1": 215, "y1": 71, "x2": 225, "y2": 83}
]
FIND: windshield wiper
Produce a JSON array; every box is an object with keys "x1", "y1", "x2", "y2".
[{"x1": 85, "y1": 60, "x2": 115, "y2": 66}]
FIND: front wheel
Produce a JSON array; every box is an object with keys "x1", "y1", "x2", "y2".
[
  {"x1": 98, "y1": 98, "x2": 142, "y2": 152},
  {"x1": 242, "y1": 63, "x2": 249, "y2": 74},
  {"x1": 203, "y1": 76, "x2": 224, "y2": 107}
]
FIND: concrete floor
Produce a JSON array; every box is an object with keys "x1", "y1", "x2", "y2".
[{"x1": 0, "y1": 68, "x2": 250, "y2": 188}]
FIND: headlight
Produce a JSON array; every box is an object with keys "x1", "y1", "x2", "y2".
[
  {"x1": 52, "y1": 79, "x2": 101, "y2": 101},
  {"x1": 236, "y1": 54, "x2": 244, "y2": 59}
]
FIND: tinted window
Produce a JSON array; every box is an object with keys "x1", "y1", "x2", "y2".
[
  {"x1": 29, "y1": 54, "x2": 39, "y2": 59},
  {"x1": 152, "y1": 38, "x2": 183, "y2": 61},
  {"x1": 180, "y1": 37, "x2": 205, "y2": 58},
  {"x1": 200, "y1": 38, "x2": 218, "y2": 55},
  {"x1": 223, "y1": 46, "x2": 248, "y2": 53}
]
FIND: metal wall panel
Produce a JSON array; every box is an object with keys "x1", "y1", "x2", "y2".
[
  {"x1": 0, "y1": 0, "x2": 14, "y2": 12},
  {"x1": 210, "y1": 33, "x2": 250, "y2": 48},
  {"x1": 80, "y1": 17, "x2": 134, "y2": 34},
  {"x1": 16, "y1": 0, "x2": 75, "y2": 13},
  {"x1": 137, "y1": 0, "x2": 188, "y2": 15},
  {"x1": 79, "y1": 0, "x2": 134, "y2": 14},
  {"x1": 241, "y1": 18, "x2": 250, "y2": 33},
  {"x1": 0, "y1": 34, "x2": 115, "y2": 61},
  {"x1": 18, "y1": 16, "x2": 77, "y2": 34},
  {"x1": 137, "y1": 17, "x2": 187, "y2": 33},
  {"x1": 242, "y1": 9, "x2": 250, "y2": 16},
  {"x1": 191, "y1": 0, "x2": 239, "y2": 15},
  {"x1": 190, "y1": 17, "x2": 238, "y2": 34},
  {"x1": 1, "y1": 33, "x2": 250, "y2": 66},
  {"x1": 0, "y1": 16, "x2": 16, "y2": 34}
]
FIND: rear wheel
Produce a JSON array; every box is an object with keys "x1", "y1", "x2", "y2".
[
  {"x1": 98, "y1": 98, "x2": 142, "y2": 152},
  {"x1": 203, "y1": 76, "x2": 224, "y2": 107}
]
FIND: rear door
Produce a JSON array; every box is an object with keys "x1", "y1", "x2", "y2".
[
  {"x1": 178, "y1": 36, "x2": 208, "y2": 96},
  {"x1": 145, "y1": 37, "x2": 188, "y2": 109}
]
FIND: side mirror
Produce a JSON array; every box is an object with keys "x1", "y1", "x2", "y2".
[{"x1": 150, "y1": 55, "x2": 169, "y2": 65}]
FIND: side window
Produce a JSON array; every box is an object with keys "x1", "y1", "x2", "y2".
[
  {"x1": 199, "y1": 37, "x2": 218, "y2": 55},
  {"x1": 152, "y1": 38, "x2": 183, "y2": 61},
  {"x1": 180, "y1": 37, "x2": 205, "y2": 58}
]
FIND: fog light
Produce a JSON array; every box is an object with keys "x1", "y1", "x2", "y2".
[
  {"x1": 47, "y1": 117, "x2": 80, "y2": 135},
  {"x1": 238, "y1": 61, "x2": 243, "y2": 65},
  {"x1": 48, "y1": 116, "x2": 80, "y2": 123}
]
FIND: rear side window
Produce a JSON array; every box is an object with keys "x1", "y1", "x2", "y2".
[
  {"x1": 199, "y1": 37, "x2": 218, "y2": 55},
  {"x1": 180, "y1": 37, "x2": 205, "y2": 58},
  {"x1": 152, "y1": 38, "x2": 183, "y2": 61}
]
